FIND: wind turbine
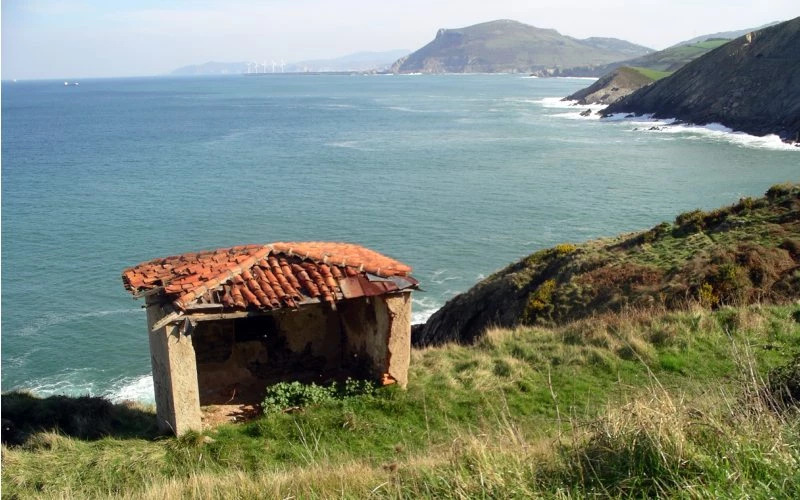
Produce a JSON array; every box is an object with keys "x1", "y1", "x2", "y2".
[
  {"x1": 271, "y1": 60, "x2": 277, "y2": 73},
  {"x1": 262, "y1": 60, "x2": 267, "y2": 74},
  {"x1": 280, "y1": 59, "x2": 285, "y2": 73}
]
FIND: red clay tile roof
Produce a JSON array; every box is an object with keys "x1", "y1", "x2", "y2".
[{"x1": 122, "y1": 242, "x2": 416, "y2": 312}]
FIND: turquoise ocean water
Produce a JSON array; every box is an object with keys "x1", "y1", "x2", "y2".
[{"x1": 2, "y1": 74, "x2": 798, "y2": 401}]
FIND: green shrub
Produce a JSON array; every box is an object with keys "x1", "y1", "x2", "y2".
[
  {"x1": 554, "y1": 243, "x2": 577, "y2": 256},
  {"x1": 524, "y1": 279, "x2": 557, "y2": 322},
  {"x1": 737, "y1": 196, "x2": 755, "y2": 212},
  {"x1": 711, "y1": 263, "x2": 748, "y2": 304},
  {"x1": 262, "y1": 378, "x2": 377, "y2": 414},
  {"x1": 767, "y1": 353, "x2": 800, "y2": 408},
  {"x1": 642, "y1": 222, "x2": 672, "y2": 244},
  {"x1": 675, "y1": 209, "x2": 706, "y2": 234},
  {"x1": 766, "y1": 182, "x2": 794, "y2": 200},
  {"x1": 698, "y1": 282, "x2": 719, "y2": 309}
]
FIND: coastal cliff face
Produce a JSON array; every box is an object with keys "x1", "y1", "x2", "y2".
[
  {"x1": 565, "y1": 67, "x2": 658, "y2": 105},
  {"x1": 604, "y1": 17, "x2": 800, "y2": 142},
  {"x1": 390, "y1": 19, "x2": 651, "y2": 74},
  {"x1": 414, "y1": 184, "x2": 800, "y2": 346}
]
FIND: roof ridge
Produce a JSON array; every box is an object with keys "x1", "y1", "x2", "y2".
[
  {"x1": 269, "y1": 241, "x2": 411, "y2": 277},
  {"x1": 172, "y1": 244, "x2": 272, "y2": 310}
]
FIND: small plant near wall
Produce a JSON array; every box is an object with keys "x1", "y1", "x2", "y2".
[{"x1": 262, "y1": 378, "x2": 377, "y2": 414}]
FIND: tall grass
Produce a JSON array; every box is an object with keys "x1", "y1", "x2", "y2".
[{"x1": 3, "y1": 306, "x2": 800, "y2": 498}]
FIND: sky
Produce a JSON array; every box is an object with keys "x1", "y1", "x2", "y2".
[{"x1": 2, "y1": 0, "x2": 797, "y2": 79}]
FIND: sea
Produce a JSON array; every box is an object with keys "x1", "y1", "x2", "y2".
[{"x1": 2, "y1": 74, "x2": 798, "y2": 403}]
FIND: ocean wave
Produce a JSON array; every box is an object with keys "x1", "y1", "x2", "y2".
[
  {"x1": 412, "y1": 296, "x2": 440, "y2": 324},
  {"x1": 545, "y1": 103, "x2": 799, "y2": 151},
  {"x1": 18, "y1": 308, "x2": 141, "y2": 338},
  {"x1": 324, "y1": 140, "x2": 373, "y2": 151},
  {"x1": 535, "y1": 97, "x2": 604, "y2": 114},
  {"x1": 625, "y1": 118, "x2": 799, "y2": 151},
  {"x1": 550, "y1": 110, "x2": 604, "y2": 120},
  {"x1": 12, "y1": 367, "x2": 153, "y2": 402},
  {"x1": 110, "y1": 374, "x2": 155, "y2": 403}
]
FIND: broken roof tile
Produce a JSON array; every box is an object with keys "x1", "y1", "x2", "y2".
[{"x1": 121, "y1": 241, "x2": 417, "y2": 312}]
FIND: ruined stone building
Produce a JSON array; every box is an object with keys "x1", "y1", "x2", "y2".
[{"x1": 122, "y1": 242, "x2": 417, "y2": 435}]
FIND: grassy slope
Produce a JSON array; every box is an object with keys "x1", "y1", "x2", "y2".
[
  {"x1": 3, "y1": 305, "x2": 800, "y2": 498},
  {"x1": 630, "y1": 66, "x2": 672, "y2": 81},
  {"x1": 625, "y1": 39, "x2": 729, "y2": 72},
  {"x1": 417, "y1": 184, "x2": 800, "y2": 347}
]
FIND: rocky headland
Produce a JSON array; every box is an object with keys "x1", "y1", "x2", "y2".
[
  {"x1": 603, "y1": 17, "x2": 800, "y2": 143},
  {"x1": 564, "y1": 66, "x2": 664, "y2": 105},
  {"x1": 390, "y1": 19, "x2": 651, "y2": 74}
]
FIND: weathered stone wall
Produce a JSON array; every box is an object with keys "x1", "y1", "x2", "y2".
[
  {"x1": 145, "y1": 296, "x2": 202, "y2": 435},
  {"x1": 339, "y1": 292, "x2": 412, "y2": 387}
]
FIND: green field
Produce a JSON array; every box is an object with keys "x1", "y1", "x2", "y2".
[
  {"x1": 630, "y1": 66, "x2": 673, "y2": 81},
  {"x1": 3, "y1": 304, "x2": 800, "y2": 498},
  {"x1": 627, "y1": 38, "x2": 730, "y2": 72}
]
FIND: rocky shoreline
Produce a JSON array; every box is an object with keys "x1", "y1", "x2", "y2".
[{"x1": 603, "y1": 18, "x2": 800, "y2": 143}]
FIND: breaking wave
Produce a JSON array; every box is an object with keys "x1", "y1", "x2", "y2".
[
  {"x1": 412, "y1": 296, "x2": 441, "y2": 324},
  {"x1": 13, "y1": 369, "x2": 155, "y2": 404},
  {"x1": 539, "y1": 98, "x2": 799, "y2": 152}
]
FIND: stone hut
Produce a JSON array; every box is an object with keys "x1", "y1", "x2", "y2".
[{"x1": 122, "y1": 241, "x2": 418, "y2": 435}]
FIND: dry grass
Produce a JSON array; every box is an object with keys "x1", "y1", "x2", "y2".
[{"x1": 4, "y1": 305, "x2": 800, "y2": 498}]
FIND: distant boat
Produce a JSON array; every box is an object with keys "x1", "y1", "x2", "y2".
[{"x1": 64, "y1": 81, "x2": 79, "y2": 86}]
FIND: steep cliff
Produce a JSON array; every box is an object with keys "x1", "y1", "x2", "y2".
[{"x1": 603, "y1": 17, "x2": 800, "y2": 142}]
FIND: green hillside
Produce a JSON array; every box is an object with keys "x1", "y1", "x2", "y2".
[
  {"x1": 629, "y1": 66, "x2": 672, "y2": 80},
  {"x1": 390, "y1": 19, "x2": 652, "y2": 74},
  {"x1": 3, "y1": 304, "x2": 799, "y2": 498},
  {"x1": 4, "y1": 185, "x2": 800, "y2": 498},
  {"x1": 610, "y1": 39, "x2": 730, "y2": 73}
]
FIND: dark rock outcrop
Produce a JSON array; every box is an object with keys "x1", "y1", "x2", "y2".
[{"x1": 604, "y1": 17, "x2": 800, "y2": 142}]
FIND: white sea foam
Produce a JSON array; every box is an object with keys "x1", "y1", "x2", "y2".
[
  {"x1": 626, "y1": 119, "x2": 799, "y2": 151},
  {"x1": 535, "y1": 97, "x2": 606, "y2": 117},
  {"x1": 15, "y1": 368, "x2": 156, "y2": 404},
  {"x1": 540, "y1": 99, "x2": 799, "y2": 151},
  {"x1": 535, "y1": 97, "x2": 581, "y2": 109},
  {"x1": 412, "y1": 296, "x2": 441, "y2": 324},
  {"x1": 110, "y1": 375, "x2": 155, "y2": 403},
  {"x1": 550, "y1": 110, "x2": 603, "y2": 120},
  {"x1": 324, "y1": 140, "x2": 373, "y2": 151}
]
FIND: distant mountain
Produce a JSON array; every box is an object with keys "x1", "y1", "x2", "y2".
[
  {"x1": 390, "y1": 19, "x2": 652, "y2": 74},
  {"x1": 287, "y1": 50, "x2": 409, "y2": 72},
  {"x1": 668, "y1": 22, "x2": 780, "y2": 48},
  {"x1": 580, "y1": 37, "x2": 655, "y2": 58},
  {"x1": 171, "y1": 50, "x2": 409, "y2": 75},
  {"x1": 604, "y1": 17, "x2": 800, "y2": 142},
  {"x1": 171, "y1": 61, "x2": 247, "y2": 75},
  {"x1": 549, "y1": 22, "x2": 784, "y2": 78}
]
